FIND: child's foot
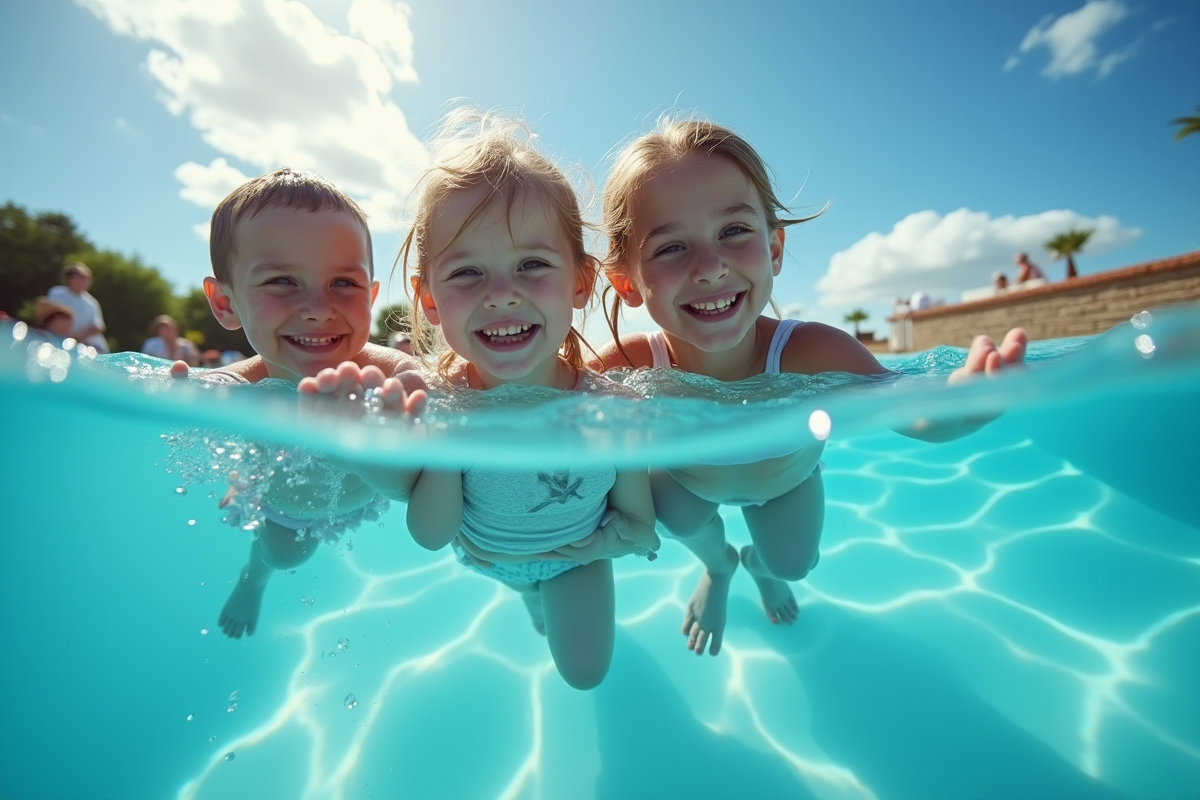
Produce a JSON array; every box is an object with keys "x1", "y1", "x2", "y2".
[
  {"x1": 682, "y1": 543, "x2": 739, "y2": 656},
  {"x1": 740, "y1": 545, "x2": 799, "y2": 625},
  {"x1": 521, "y1": 591, "x2": 546, "y2": 636},
  {"x1": 218, "y1": 567, "x2": 267, "y2": 638}
]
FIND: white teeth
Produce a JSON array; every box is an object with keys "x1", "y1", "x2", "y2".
[
  {"x1": 290, "y1": 335, "x2": 337, "y2": 346},
  {"x1": 482, "y1": 324, "x2": 531, "y2": 337},
  {"x1": 689, "y1": 295, "x2": 737, "y2": 313}
]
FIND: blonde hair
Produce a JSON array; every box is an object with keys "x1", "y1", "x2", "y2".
[
  {"x1": 600, "y1": 116, "x2": 822, "y2": 363},
  {"x1": 210, "y1": 167, "x2": 372, "y2": 285},
  {"x1": 399, "y1": 109, "x2": 599, "y2": 377}
]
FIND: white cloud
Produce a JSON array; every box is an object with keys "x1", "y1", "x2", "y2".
[
  {"x1": 815, "y1": 208, "x2": 1141, "y2": 308},
  {"x1": 1005, "y1": 0, "x2": 1136, "y2": 78},
  {"x1": 79, "y1": 0, "x2": 428, "y2": 231}
]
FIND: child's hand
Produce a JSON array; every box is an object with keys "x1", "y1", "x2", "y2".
[
  {"x1": 454, "y1": 535, "x2": 569, "y2": 568},
  {"x1": 170, "y1": 360, "x2": 191, "y2": 379},
  {"x1": 298, "y1": 361, "x2": 427, "y2": 417},
  {"x1": 554, "y1": 509, "x2": 661, "y2": 565},
  {"x1": 947, "y1": 328, "x2": 1027, "y2": 386}
]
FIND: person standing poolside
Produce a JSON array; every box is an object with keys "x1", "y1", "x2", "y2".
[
  {"x1": 47, "y1": 262, "x2": 109, "y2": 352},
  {"x1": 142, "y1": 314, "x2": 201, "y2": 367},
  {"x1": 1014, "y1": 252, "x2": 1046, "y2": 284}
]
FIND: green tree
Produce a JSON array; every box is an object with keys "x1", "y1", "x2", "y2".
[
  {"x1": 0, "y1": 202, "x2": 93, "y2": 317},
  {"x1": 1171, "y1": 105, "x2": 1200, "y2": 140},
  {"x1": 70, "y1": 248, "x2": 177, "y2": 352},
  {"x1": 844, "y1": 308, "x2": 869, "y2": 337},
  {"x1": 176, "y1": 287, "x2": 253, "y2": 355},
  {"x1": 1045, "y1": 228, "x2": 1093, "y2": 280}
]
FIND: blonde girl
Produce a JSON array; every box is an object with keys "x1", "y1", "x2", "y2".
[
  {"x1": 398, "y1": 110, "x2": 659, "y2": 690},
  {"x1": 594, "y1": 118, "x2": 1026, "y2": 656}
]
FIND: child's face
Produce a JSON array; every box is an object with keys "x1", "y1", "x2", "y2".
[
  {"x1": 417, "y1": 186, "x2": 589, "y2": 389},
  {"x1": 46, "y1": 313, "x2": 73, "y2": 337},
  {"x1": 615, "y1": 152, "x2": 784, "y2": 352},
  {"x1": 205, "y1": 207, "x2": 378, "y2": 380}
]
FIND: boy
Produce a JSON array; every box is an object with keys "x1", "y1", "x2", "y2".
[{"x1": 179, "y1": 167, "x2": 425, "y2": 638}]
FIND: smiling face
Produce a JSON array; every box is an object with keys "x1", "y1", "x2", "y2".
[
  {"x1": 204, "y1": 207, "x2": 378, "y2": 380},
  {"x1": 614, "y1": 152, "x2": 784, "y2": 354},
  {"x1": 415, "y1": 185, "x2": 588, "y2": 389}
]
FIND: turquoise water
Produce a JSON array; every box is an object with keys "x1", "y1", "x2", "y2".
[{"x1": 1, "y1": 309, "x2": 1197, "y2": 800}]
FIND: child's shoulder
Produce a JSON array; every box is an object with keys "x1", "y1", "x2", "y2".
[
  {"x1": 588, "y1": 333, "x2": 655, "y2": 372},
  {"x1": 779, "y1": 320, "x2": 888, "y2": 377}
]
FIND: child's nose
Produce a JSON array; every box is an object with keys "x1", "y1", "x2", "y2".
[
  {"x1": 691, "y1": 243, "x2": 729, "y2": 283},
  {"x1": 484, "y1": 276, "x2": 521, "y2": 308},
  {"x1": 300, "y1": 289, "x2": 336, "y2": 320}
]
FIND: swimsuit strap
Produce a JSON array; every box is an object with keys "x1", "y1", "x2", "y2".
[
  {"x1": 645, "y1": 330, "x2": 672, "y2": 368},
  {"x1": 765, "y1": 319, "x2": 804, "y2": 374}
]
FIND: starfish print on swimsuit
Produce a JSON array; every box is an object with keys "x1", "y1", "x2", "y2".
[{"x1": 528, "y1": 471, "x2": 584, "y2": 512}]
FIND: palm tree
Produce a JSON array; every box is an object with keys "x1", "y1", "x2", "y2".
[
  {"x1": 844, "y1": 308, "x2": 869, "y2": 337},
  {"x1": 1171, "y1": 106, "x2": 1200, "y2": 141},
  {"x1": 1045, "y1": 228, "x2": 1093, "y2": 280}
]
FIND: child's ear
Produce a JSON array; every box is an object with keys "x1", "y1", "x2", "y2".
[
  {"x1": 410, "y1": 275, "x2": 441, "y2": 326},
  {"x1": 369, "y1": 280, "x2": 380, "y2": 305},
  {"x1": 605, "y1": 269, "x2": 644, "y2": 308},
  {"x1": 203, "y1": 277, "x2": 243, "y2": 331},
  {"x1": 572, "y1": 258, "x2": 597, "y2": 310},
  {"x1": 770, "y1": 227, "x2": 786, "y2": 276}
]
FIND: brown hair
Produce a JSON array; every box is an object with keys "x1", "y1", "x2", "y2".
[
  {"x1": 398, "y1": 108, "x2": 599, "y2": 377},
  {"x1": 600, "y1": 116, "x2": 822, "y2": 363},
  {"x1": 209, "y1": 167, "x2": 373, "y2": 284}
]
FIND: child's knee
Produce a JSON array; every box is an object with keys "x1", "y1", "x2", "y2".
[
  {"x1": 659, "y1": 508, "x2": 721, "y2": 540},
  {"x1": 256, "y1": 523, "x2": 320, "y2": 569},
  {"x1": 557, "y1": 656, "x2": 611, "y2": 691}
]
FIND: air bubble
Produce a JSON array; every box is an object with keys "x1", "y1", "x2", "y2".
[
  {"x1": 224, "y1": 752, "x2": 235, "y2": 762},
  {"x1": 175, "y1": 487, "x2": 188, "y2": 495},
  {"x1": 228, "y1": 690, "x2": 239, "y2": 702},
  {"x1": 186, "y1": 714, "x2": 195, "y2": 722},
  {"x1": 344, "y1": 694, "x2": 358, "y2": 709},
  {"x1": 1131, "y1": 310, "x2": 1153, "y2": 330},
  {"x1": 188, "y1": 519, "x2": 197, "y2": 527},
  {"x1": 208, "y1": 735, "x2": 216, "y2": 742},
  {"x1": 200, "y1": 628, "x2": 209, "y2": 636},
  {"x1": 227, "y1": 703, "x2": 238, "y2": 713},
  {"x1": 337, "y1": 637, "x2": 349, "y2": 651},
  {"x1": 808, "y1": 409, "x2": 832, "y2": 441},
  {"x1": 1135, "y1": 334, "x2": 1156, "y2": 357},
  {"x1": 12, "y1": 321, "x2": 28, "y2": 341}
]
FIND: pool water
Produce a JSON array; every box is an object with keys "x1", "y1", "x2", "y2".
[{"x1": 1, "y1": 309, "x2": 1197, "y2": 800}]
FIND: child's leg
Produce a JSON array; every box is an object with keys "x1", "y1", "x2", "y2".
[
  {"x1": 652, "y1": 471, "x2": 740, "y2": 656},
  {"x1": 740, "y1": 471, "x2": 825, "y2": 625},
  {"x1": 219, "y1": 520, "x2": 321, "y2": 638},
  {"x1": 540, "y1": 559, "x2": 615, "y2": 690}
]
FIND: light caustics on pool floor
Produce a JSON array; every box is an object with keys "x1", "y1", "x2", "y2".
[{"x1": 174, "y1": 431, "x2": 1200, "y2": 800}]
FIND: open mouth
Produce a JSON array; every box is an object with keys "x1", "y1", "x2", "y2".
[
  {"x1": 683, "y1": 292, "x2": 743, "y2": 319},
  {"x1": 476, "y1": 323, "x2": 539, "y2": 348},
  {"x1": 284, "y1": 334, "x2": 344, "y2": 352}
]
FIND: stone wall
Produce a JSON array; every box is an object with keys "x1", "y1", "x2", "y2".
[{"x1": 890, "y1": 251, "x2": 1200, "y2": 351}]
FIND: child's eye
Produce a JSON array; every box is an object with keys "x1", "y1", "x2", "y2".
[
  {"x1": 721, "y1": 224, "x2": 751, "y2": 238},
  {"x1": 652, "y1": 243, "x2": 683, "y2": 258},
  {"x1": 332, "y1": 278, "x2": 360, "y2": 288},
  {"x1": 264, "y1": 276, "x2": 295, "y2": 286},
  {"x1": 519, "y1": 258, "x2": 552, "y2": 271},
  {"x1": 447, "y1": 267, "x2": 481, "y2": 279}
]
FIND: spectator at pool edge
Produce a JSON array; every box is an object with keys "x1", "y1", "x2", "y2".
[
  {"x1": 142, "y1": 314, "x2": 200, "y2": 367},
  {"x1": 1015, "y1": 252, "x2": 1046, "y2": 284},
  {"x1": 992, "y1": 271, "x2": 1009, "y2": 291},
  {"x1": 32, "y1": 297, "x2": 75, "y2": 341},
  {"x1": 47, "y1": 262, "x2": 110, "y2": 352}
]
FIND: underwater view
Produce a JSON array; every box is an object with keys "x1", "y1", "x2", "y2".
[{"x1": 1, "y1": 308, "x2": 1197, "y2": 800}]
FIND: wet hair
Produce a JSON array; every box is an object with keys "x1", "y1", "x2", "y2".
[
  {"x1": 398, "y1": 108, "x2": 599, "y2": 377},
  {"x1": 599, "y1": 116, "x2": 822, "y2": 364},
  {"x1": 209, "y1": 167, "x2": 373, "y2": 285}
]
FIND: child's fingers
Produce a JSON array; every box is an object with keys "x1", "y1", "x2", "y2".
[
  {"x1": 360, "y1": 365, "x2": 386, "y2": 391},
  {"x1": 984, "y1": 349, "x2": 1003, "y2": 377},
  {"x1": 999, "y1": 327, "x2": 1028, "y2": 365},
  {"x1": 403, "y1": 389, "x2": 427, "y2": 417},
  {"x1": 170, "y1": 360, "x2": 191, "y2": 379},
  {"x1": 314, "y1": 367, "x2": 341, "y2": 394},
  {"x1": 298, "y1": 376, "x2": 319, "y2": 394}
]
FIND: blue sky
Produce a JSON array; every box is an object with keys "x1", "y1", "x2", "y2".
[{"x1": 2, "y1": 0, "x2": 1197, "y2": 341}]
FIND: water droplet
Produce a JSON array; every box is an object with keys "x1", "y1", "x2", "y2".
[
  {"x1": 228, "y1": 690, "x2": 240, "y2": 702},
  {"x1": 344, "y1": 693, "x2": 358, "y2": 709},
  {"x1": 384, "y1": 619, "x2": 391, "y2": 627},
  {"x1": 200, "y1": 581, "x2": 206, "y2": 587},
  {"x1": 227, "y1": 703, "x2": 238, "y2": 713},
  {"x1": 207, "y1": 491, "x2": 216, "y2": 499},
  {"x1": 1135, "y1": 334, "x2": 1156, "y2": 357},
  {"x1": 1130, "y1": 310, "x2": 1153, "y2": 329},
  {"x1": 188, "y1": 519, "x2": 197, "y2": 527},
  {"x1": 337, "y1": 637, "x2": 349, "y2": 651},
  {"x1": 301, "y1": 596, "x2": 315, "y2": 609},
  {"x1": 175, "y1": 486, "x2": 188, "y2": 495},
  {"x1": 215, "y1": 447, "x2": 225, "y2": 455},
  {"x1": 12, "y1": 321, "x2": 28, "y2": 341},
  {"x1": 808, "y1": 409, "x2": 832, "y2": 441},
  {"x1": 186, "y1": 713, "x2": 195, "y2": 722},
  {"x1": 208, "y1": 735, "x2": 216, "y2": 742},
  {"x1": 224, "y1": 752, "x2": 235, "y2": 762},
  {"x1": 200, "y1": 628, "x2": 209, "y2": 636}
]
